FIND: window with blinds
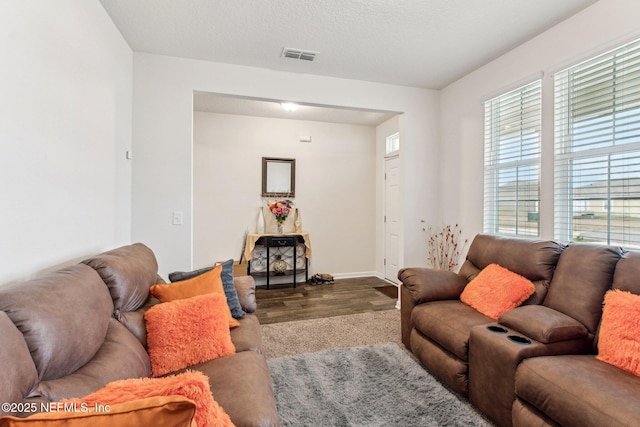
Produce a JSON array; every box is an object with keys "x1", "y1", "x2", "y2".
[
  {"x1": 554, "y1": 38, "x2": 640, "y2": 248},
  {"x1": 484, "y1": 80, "x2": 542, "y2": 237}
]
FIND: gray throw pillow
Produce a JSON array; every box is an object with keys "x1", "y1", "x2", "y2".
[
  {"x1": 168, "y1": 266, "x2": 213, "y2": 282},
  {"x1": 219, "y1": 259, "x2": 246, "y2": 319}
]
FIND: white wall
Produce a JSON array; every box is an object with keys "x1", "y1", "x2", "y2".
[
  {"x1": 0, "y1": 1, "x2": 132, "y2": 285},
  {"x1": 440, "y1": 0, "x2": 640, "y2": 243},
  {"x1": 193, "y1": 112, "x2": 377, "y2": 276},
  {"x1": 132, "y1": 53, "x2": 439, "y2": 278}
]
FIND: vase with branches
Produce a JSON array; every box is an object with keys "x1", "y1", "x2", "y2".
[{"x1": 422, "y1": 223, "x2": 468, "y2": 271}]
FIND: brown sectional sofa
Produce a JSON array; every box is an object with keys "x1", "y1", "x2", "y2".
[
  {"x1": 399, "y1": 233, "x2": 640, "y2": 427},
  {"x1": 512, "y1": 251, "x2": 640, "y2": 427},
  {"x1": 0, "y1": 243, "x2": 280, "y2": 427}
]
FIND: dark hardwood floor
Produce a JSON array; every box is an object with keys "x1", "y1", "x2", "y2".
[{"x1": 254, "y1": 276, "x2": 398, "y2": 324}]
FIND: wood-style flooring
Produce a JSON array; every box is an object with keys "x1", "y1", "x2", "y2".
[{"x1": 254, "y1": 276, "x2": 398, "y2": 324}]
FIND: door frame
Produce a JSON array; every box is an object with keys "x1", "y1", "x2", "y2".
[{"x1": 383, "y1": 153, "x2": 401, "y2": 285}]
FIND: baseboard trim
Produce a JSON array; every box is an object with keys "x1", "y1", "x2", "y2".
[
  {"x1": 253, "y1": 271, "x2": 396, "y2": 285},
  {"x1": 333, "y1": 271, "x2": 384, "y2": 280}
]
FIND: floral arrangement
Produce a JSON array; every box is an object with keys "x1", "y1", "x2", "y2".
[
  {"x1": 269, "y1": 200, "x2": 293, "y2": 224},
  {"x1": 422, "y1": 223, "x2": 468, "y2": 271}
]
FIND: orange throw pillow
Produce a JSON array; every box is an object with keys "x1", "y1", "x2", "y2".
[
  {"x1": 0, "y1": 396, "x2": 196, "y2": 427},
  {"x1": 150, "y1": 265, "x2": 240, "y2": 328},
  {"x1": 597, "y1": 289, "x2": 640, "y2": 376},
  {"x1": 460, "y1": 263, "x2": 535, "y2": 319},
  {"x1": 145, "y1": 293, "x2": 236, "y2": 377},
  {"x1": 61, "y1": 371, "x2": 234, "y2": 427}
]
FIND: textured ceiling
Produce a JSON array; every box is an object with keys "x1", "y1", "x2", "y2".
[
  {"x1": 100, "y1": 0, "x2": 596, "y2": 89},
  {"x1": 100, "y1": 0, "x2": 597, "y2": 125}
]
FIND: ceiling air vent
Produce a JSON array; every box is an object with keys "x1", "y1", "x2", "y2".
[{"x1": 282, "y1": 48, "x2": 317, "y2": 62}]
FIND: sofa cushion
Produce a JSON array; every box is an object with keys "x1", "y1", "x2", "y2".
[
  {"x1": 82, "y1": 243, "x2": 157, "y2": 314},
  {"x1": 0, "y1": 396, "x2": 196, "y2": 427},
  {"x1": 113, "y1": 296, "x2": 160, "y2": 347},
  {"x1": 0, "y1": 265, "x2": 113, "y2": 381},
  {"x1": 145, "y1": 293, "x2": 236, "y2": 377},
  {"x1": 543, "y1": 243, "x2": 622, "y2": 334},
  {"x1": 612, "y1": 251, "x2": 640, "y2": 294},
  {"x1": 178, "y1": 350, "x2": 280, "y2": 427},
  {"x1": 230, "y1": 314, "x2": 264, "y2": 353},
  {"x1": 498, "y1": 305, "x2": 588, "y2": 344},
  {"x1": 460, "y1": 264, "x2": 535, "y2": 319},
  {"x1": 596, "y1": 289, "x2": 640, "y2": 376},
  {"x1": 151, "y1": 265, "x2": 240, "y2": 328},
  {"x1": 34, "y1": 319, "x2": 151, "y2": 402},
  {"x1": 63, "y1": 371, "x2": 232, "y2": 427},
  {"x1": 0, "y1": 312, "x2": 38, "y2": 417},
  {"x1": 462, "y1": 234, "x2": 563, "y2": 283},
  {"x1": 460, "y1": 235, "x2": 563, "y2": 304},
  {"x1": 233, "y1": 275, "x2": 258, "y2": 313},
  {"x1": 411, "y1": 300, "x2": 492, "y2": 361},
  {"x1": 515, "y1": 355, "x2": 640, "y2": 426}
]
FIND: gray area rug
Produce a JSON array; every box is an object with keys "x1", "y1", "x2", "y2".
[{"x1": 268, "y1": 343, "x2": 492, "y2": 427}]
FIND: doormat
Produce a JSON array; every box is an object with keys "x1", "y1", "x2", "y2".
[{"x1": 374, "y1": 285, "x2": 398, "y2": 299}]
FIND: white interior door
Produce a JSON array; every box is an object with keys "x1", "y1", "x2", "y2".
[{"x1": 384, "y1": 155, "x2": 400, "y2": 284}]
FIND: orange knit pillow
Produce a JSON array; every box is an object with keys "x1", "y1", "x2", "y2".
[
  {"x1": 596, "y1": 289, "x2": 640, "y2": 376},
  {"x1": 145, "y1": 293, "x2": 236, "y2": 377},
  {"x1": 150, "y1": 265, "x2": 240, "y2": 328},
  {"x1": 460, "y1": 263, "x2": 535, "y2": 319},
  {"x1": 61, "y1": 371, "x2": 233, "y2": 427}
]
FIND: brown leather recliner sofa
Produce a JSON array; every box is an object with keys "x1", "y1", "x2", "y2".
[
  {"x1": 399, "y1": 233, "x2": 640, "y2": 427},
  {"x1": 512, "y1": 251, "x2": 640, "y2": 426},
  {"x1": 0, "y1": 243, "x2": 280, "y2": 427}
]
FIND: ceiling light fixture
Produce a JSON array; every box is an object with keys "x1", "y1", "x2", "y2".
[{"x1": 281, "y1": 102, "x2": 299, "y2": 112}]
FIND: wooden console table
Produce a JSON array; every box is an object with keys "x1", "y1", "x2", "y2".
[{"x1": 244, "y1": 233, "x2": 311, "y2": 289}]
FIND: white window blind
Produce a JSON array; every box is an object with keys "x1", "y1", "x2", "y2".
[
  {"x1": 555, "y1": 38, "x2": 640, "y2": 248},
  {"x1": 484, "y1": 80, "x2": 542, "y2": 237}
]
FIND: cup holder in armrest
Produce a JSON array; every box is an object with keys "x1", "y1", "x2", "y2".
[
  {"x1": 487, "y1": 325, "x2": 508, "y2": 334},
  {"x1": 508, "y1": 335, "x2": 531, "y2": 345}
]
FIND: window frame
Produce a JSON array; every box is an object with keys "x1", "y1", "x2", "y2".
[
  {"x1": 385, "y1": 132, "x2": 400, "y2": 156},
  {"x1": 483, "y1": 80, "x2": 542, "y2": 238},
  {"x1": 554, "y1": 37, "x2": 640, "y2": 248}
]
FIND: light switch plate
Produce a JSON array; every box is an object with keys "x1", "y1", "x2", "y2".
[{"x1": 172, "y1": 211, "x2": 183, "y2": 225}]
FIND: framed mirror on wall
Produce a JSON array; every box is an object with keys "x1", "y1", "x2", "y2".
[{"x1": 262, "y1": 157, "x2": 295, "y2": 197}]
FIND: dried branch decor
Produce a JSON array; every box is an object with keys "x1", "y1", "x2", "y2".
[{"x1": 422, "y1": 223, "x2": 468, "y2": 271}]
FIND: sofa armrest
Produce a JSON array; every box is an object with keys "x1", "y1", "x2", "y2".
[
  {"x1": 499, "y1": 305, "x2": 589, "y2": 344},
  {"x1": 234, "y1": 276, "x2": 257, "y2": 313},
  {"x1": 398, "y1": 267, "x2": 467, "y2": 305}
]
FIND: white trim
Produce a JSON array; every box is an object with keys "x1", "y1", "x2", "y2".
[
  {"x1": 383, "y1": 277, "x2": 399, "y2": 286},
  {"x1": 480, "y1": 71, "x2": 544, "y2": 104},
  {"x1": 332, "y1": 271, "x2": 382, "y2": 280},
  {"x1": 549, "y1": 31, "x2": 640, "y2": 76}
]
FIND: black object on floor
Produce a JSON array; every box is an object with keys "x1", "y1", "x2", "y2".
[{"x1": 308, "y1": 273, "x2": 334, "y2": 285}]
